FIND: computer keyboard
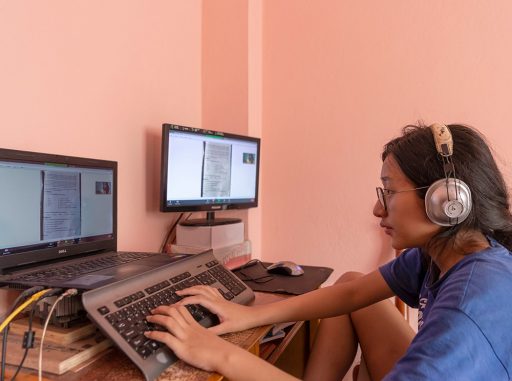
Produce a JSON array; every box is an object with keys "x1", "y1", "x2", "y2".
[
  {"x1": 82, "y1": 250, "x2": 255, "y2": 381},
  {"x1": 7, "y1": 252, "x2": 154, "y2": 283}
]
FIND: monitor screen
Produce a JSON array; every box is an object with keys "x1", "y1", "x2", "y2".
[
  {"x1": 160, "y1": 124, "x2": 260, "y2": 225},
  {"x1": 0, "y1": 148, "x2": 117, "y2": 271}
]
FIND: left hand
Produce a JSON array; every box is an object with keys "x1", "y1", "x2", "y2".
[
  {"x1": 144, "y1": 305, "x2": 236, "y2": 372},
  {"x1": 174, "y1": 285, "x2": 261, "y2": 335}
]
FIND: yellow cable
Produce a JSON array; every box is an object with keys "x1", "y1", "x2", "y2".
[{"x1": 0, "y1": 289, "x2": 51, "y2": 333}]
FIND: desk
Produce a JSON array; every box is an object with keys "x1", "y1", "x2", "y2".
[{"x1": 1, "y1": 289, "x2": 315, "y2": 381}]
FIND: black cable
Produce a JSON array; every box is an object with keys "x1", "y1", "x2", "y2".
[
  {"x1": 160, "y1": 213, "x2": 193, "y2": 253},
  {"x1": 160, "y1": 213, "x2": 184, "y2": 253},
  {"x1": 8, "y1": 288, "x2": 64, "y2": 381},
  {"x1": 9, "y1": 304, "x2": 37, "y2": 381},
  {"x1": 1, "y1": 326, "x2": 8, "y2": 381},
  {"x1": 1, "y1": 286, "x2": 45, "y2": 381},
  {"x1": 1, "y1": 288, "x2": 62, "y2": 381},
  {"x1": 34, "y1": 288, "x2": 63, "y2": 299},
  {"x1": 0, "y1": 286, "x2": 45, "y2": 322}
]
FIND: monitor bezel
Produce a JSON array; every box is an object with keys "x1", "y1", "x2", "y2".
[
  {"x1": 0, "y1": 148, "x2": 117, "y2": 274},
  {"x1": 159, "y1": 123, "x2": 261, "y2": 214}
]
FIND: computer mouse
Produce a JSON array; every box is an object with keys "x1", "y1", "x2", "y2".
[{"x1": 266, "y1": 261, "x2": 304, "y2": 276}]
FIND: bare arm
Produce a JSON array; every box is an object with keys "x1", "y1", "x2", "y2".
[
  {"x1": 145, "y1": 305, "x2": 300, "y2": 381},
  {"x1": 216, "y1": 343, "x2": 300, "y2": 381},
  {"x1": 177, "y1": 269, "x2": 394, "y2": 335},
  {"x1": 253, "y1": 269, "x2": 394, "y2": 325},
  {"x1": 144, "y1": 269, "x2": 394, "y2": 379}
]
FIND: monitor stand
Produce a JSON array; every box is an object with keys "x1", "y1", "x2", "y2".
[{"x1": 179, "y1": 212, "x2": 242, "y2": 227}]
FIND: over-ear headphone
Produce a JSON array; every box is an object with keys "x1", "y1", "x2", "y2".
[{"x1": 424, "y1": 123, "x2": 472, "y2": 226}]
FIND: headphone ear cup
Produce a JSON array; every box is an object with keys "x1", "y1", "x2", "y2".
[{"x1": 425, "y1": 178, "x2": 472, "y2": 226}]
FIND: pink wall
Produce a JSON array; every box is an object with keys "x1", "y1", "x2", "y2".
[
  {"x1": 261, "y1": 1, "x2": 512, "y2": 281},
  {"x1": 0, "y1": 1, "x2": 202, "y2": 252},
  {"x1": 202, "y1": 0, "x2": 248, "y2": 133},
  {"x1": 248, "y1": 1, "x2": 263, "y2": 260},
  {"x1": 3, "y1": 1, "x2": 512, "y2": 282}
]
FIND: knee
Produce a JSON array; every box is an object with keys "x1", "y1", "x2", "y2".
[{"x1": 335, "y1": 271, "x2": 364, "y2": 285}]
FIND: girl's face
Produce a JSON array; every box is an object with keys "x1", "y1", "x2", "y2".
[{"x1": 373, "y1": 154, "x2": 440, "y2": 250}]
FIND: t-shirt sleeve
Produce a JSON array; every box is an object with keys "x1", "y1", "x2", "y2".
[
  {"x1": 379, "y1": 248, "x2": 426, "y2": 308},
  {"x1": 383, "y1": 307, "x2": 507, "y2": 381}
]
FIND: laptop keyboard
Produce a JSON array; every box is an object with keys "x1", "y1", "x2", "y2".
[
  {"x1": 82, "y1": 251, "x2": 255, "y2": 381},
  {"x1": 7, "y1": 252, "x2": 153, "y2": 283}
]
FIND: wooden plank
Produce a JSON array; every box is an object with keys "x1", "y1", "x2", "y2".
[
  {"x1": 9, "y1": 318, "x2": 96, "y2": 345},
  {"x1": 1, "y1": 333, "x2": 112, "y2": 375}
]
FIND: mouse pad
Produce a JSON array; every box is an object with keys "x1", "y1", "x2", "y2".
[{"x1": 232, "y1": 261, "x2": 333, "y2": 295}]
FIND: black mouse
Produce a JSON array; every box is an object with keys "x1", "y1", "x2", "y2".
[{"x1": 266, "y1": 261, "x2": 304, "y2": 276}]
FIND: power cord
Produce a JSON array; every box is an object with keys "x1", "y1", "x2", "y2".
[
  {"x1": 0, "y1": 286, "x2": 44, "y2": 323},
  {"x1": 160, "y1": 212, "x2": 193, "y2": 253},
  {"x1": 0, "y1": 290, "x2": 52, "y2": 333},
  {"x1": 1, "y1": 288, "x2": 51, "y2": 381},
  {"x1": 160, "y1": 213, "x2": 184, "y2": 253},
  {"x1": 9, "y1": 288, "x2": 63, "y2": 381},
  {"x1": 7, "y1": 306, "x2": 37, "y2": 381},
  {"x1": 1, "y1": 287, "x2": 45, "y2": 381},
  {"x1": 38, "y1": 288, "x2": 77, "y2": 381}
]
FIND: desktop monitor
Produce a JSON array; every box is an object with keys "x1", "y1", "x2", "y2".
[{"x1": 160, "y1": 124, "x2": 260, "y2": 226}]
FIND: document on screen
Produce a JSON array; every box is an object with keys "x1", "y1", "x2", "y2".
[
  {"x1": 41, "y1": 171, "x2": 81, "y2": 240},
  {"x1": 201, "y1": 141, "x2": 232, "y2": 198}
]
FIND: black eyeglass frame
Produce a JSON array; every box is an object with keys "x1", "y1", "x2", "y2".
[{"x1": 376, "y1": 186, "x2": 430, "y2": 211}]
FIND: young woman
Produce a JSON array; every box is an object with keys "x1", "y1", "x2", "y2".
[{"x1": 145, "y1": 123, "x2": 512, "y2": 381}]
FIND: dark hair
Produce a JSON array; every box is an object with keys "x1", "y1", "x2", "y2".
[{"x1": 382, "y1": 123, "x2": 512, "y2": 252}]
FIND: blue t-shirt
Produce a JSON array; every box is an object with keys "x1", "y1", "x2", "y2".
[{"x1": 379, "y1": 239, "x2": 512, "y2": 380}]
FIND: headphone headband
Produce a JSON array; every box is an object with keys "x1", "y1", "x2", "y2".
[{"x1": 430, "y1": 123, "x2": 453, "y2": 157}]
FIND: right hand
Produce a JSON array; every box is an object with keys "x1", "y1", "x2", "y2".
[
  {"x1": 175, "y1": 285, "x2": 257, "y2": 335},
  {"x1": 145, "y1": 304, "x2": 240, "y2": 372}
]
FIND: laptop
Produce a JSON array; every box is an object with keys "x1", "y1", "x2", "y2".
[{"x1": 0, "y1": 148, "x2": 188, "y2": 290}]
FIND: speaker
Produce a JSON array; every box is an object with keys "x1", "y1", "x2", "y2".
[{"x1": 424, "y1": 124, "x2": 472, "y2": 226}]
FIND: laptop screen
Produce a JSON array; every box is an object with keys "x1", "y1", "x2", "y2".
[{"x1": 0, "y1": 148, "x2": 117, "y2": 273}]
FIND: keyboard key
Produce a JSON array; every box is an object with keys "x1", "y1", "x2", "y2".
[{"x1": 98, "y1": 306, "x2": 110, "y2": 315}]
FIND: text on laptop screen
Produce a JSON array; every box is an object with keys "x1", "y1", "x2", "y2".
[{"x1": 0, "y1": 154, "x2": 115, "y2": 257}]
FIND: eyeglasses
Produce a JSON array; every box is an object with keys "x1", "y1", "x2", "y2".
[{"x1": 376, "y1": 186, "x2": 430, "y2": 211}]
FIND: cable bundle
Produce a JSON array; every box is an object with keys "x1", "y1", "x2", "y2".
[{"x1": 0, "y1": 287, "x2": 78, "y2": 381}]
